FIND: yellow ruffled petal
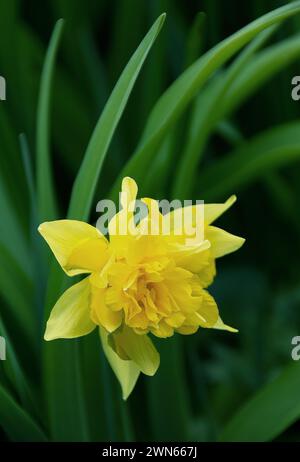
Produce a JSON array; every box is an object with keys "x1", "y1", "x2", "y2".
[
  {"x1": 38, "y1": 220, "x2": 109, "y2": 276},
  {"x1": 204, "y1": 195, "x2": 236, "y2": 225},
  {"x1": 196, "y1": 254, "x2": 216, "y2": 287},
  {"x1": 170, "y1": 240, "x2": 211, "y2": 273},
  {"x1": 90, "y1": 286, "x2": 122, "y2": 333},
  {"x1": 109, "y1": 178, "x2": 139, "y2": 255},
  {"x1": 206, "y1": 225, "x2": 245, "y2": 258},
  {"x1": 111, "y1": 326, "x2": 160, "y2": 376},
  {"x1": 151, "y1": 320, "x2": 175, "y2": 338},
  {"x1": 44, "y1": 277, "x2": 95, "y2": 341},
  {"x1": 99, "y1": 327, "x2": 140, "y2": 400}
]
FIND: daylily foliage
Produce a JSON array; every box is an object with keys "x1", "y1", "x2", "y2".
[{"x1": 38, "y1": 177, "x2": 244, "y2": 398}]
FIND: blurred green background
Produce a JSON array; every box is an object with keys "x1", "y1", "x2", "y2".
[{"x1": 1, "y1": 0, "x2": 300, "y2": 442}]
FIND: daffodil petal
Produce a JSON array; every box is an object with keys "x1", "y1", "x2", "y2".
[
  {"x1": 38, "y1": 220, "x2": 108, "y2": 276},
  {"x1": 151, "y1": 321, "x2": 174, "y2": 338},
  {"x1": 44, "y1": 277, "x2": 95, "y2": 341},
  {"x1": 112, "y1": 326, "x2": 160, "y2": 376},
  {"x1": 121, "y1": 176, "x2": 138, "y2": 208},
  {"x1": 204, "y1": 195, "x2": 237, "y2": 225},
  {"x1": 99, "y1": 327, "x2": 140, "y2": 400},
  {"x1": 206, "y1": 225, "x2": 245, "y2": 258},
  {"x1": 212, "y1": 316, "x2": 238, "y2": 333}
]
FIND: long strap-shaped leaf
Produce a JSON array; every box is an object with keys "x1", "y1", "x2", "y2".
[
  {"x1": 43, "y1": 14, "x2": 166, "y2": 441},
  {"x1": 219, "y1": 33, "x2": 300, "y2": 121},
  {"x1": 0, "y1": 316, "x2": 39, "y2": 419},
  {"x1": 67, "y1": 13, "x2": 166, "y2": 221},
  {"x1": 110, "y1": 1, "x2": 300, "y2": 198},
  {"x1": 36, "y1": 19, "x2": 64, "y2": 222},
  {"x1": 220, "y1": 362, "x2": 300, "y2": 442},
  {"x1": 172, "y1": 25, "x2": 278, "y2": 198},
  {"x1": 0, "y1": 383, "x2": 47, "y2": 441},
  {"x1": 173, "y1": 32, "x2": 300, "y2": 198}
]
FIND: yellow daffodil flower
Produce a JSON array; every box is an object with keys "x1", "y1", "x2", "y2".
[{"x1": 38, "y1": 177, "x2": 245, "y2": 398}]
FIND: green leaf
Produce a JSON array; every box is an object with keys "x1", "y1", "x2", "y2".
[
  {"x1": 0, "y1": 109, "x2": 28, "y2": 226},
  {"x1": 111, "y1": 326, "x2": 160, "y2": 377},
  {"x1": 99, "y1": 328, "x2": 140, "y2": 400},
  {"x1": 263, "y1": 172, "x2": 300, "y2": 232},
  {"x1": 36, "y1": 19, "x2": 64, "y2": 222},
  {"x1": 42, "y1": 14, "x2": 165, "y2": 440},
  {"x1": 220, "y1": 363, "x2": 300, "y2": 442},
  {"x1": 68, "y1": 13, "x2": 166, "y2": 221},
  {"x1": 197, "y1": 121, "x2": 300, "y2": 200},
  {"x1": 110, "y1": 1, "x2": 300, "y2": 197},
  {"x1": 19, "y1": 134, "x2": 36, "y2": 220},
  {"x1": 0, "y1": 383, "x2": 47, "y2": 441}
]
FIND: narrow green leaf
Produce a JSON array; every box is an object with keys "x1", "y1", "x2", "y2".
[
  {"x1": 220, "y1": 363, "x2": 300, "y2": 442},
  {"x1": 111, "y1": 327, "x2": 160, "y2": 377},
  {"x1": 43, "y1": 339, "x2": 90, "y2": 441},
  {"x1": 197, "y1": 121, "x2": 300, "y2": 200},
  {"x1": 264, "y1": 172, "x2": 300, "y2": 232},
  {"x1": 68, "y1": 13, "x2": 166, "y2": 221},
  {"x1": 0, "y1": 243, "x2": 35, "y2": 342},
  {"x1": 0, "y1": 109, "x2": 28, "y2": 226},
  {"x1": 36, "y1": 19, "x2": 64, "y2": 222},
  {"x1": 20, "y1": 134, "x2": 36, "y2": 216},
  {"x1": 184, "y1": 12, "x2": 206, "y2": 68},
  {"x1": 0, "y1": 174, "x2": 32, "y2": 277},
  {"x1": 147, "y1": 337, "x2": 191, "y2": 441},
  {"x1": 42, "y1": 14, "x2": 165, "y2": 441}
]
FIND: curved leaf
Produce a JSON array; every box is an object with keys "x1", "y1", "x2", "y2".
[
  {"x1": 197, "y1": 121, "x2": 300, "y2": 200},
  {"x1": 110, "y1": 1, "x2": 300, "y2": 198},
  {"x1": 0, "y1": 383, "x2": 47, "y2": 442},
  {"x1": 36, "y1": 19, "x2": 64, "y2": 221},
  {"x1": 99, "y1": 328, "x2": 140, "y2": 400},
  {"x1": 220, "y1": 363, "x2": 300, "y2": 442}
]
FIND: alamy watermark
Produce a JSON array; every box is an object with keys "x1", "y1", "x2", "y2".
[
  {"x1": 96, "y1": 195, "x2": 205, "y2": 244},
  {"x1": 0, "y1": 75, "x2": 6, "y2": 101},
  {"x1": 0, "y1": 336, "x2": 6, "y2": 361}
]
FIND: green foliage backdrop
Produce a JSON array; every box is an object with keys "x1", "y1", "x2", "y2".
[{"x1": 1, "y1": 0, "x2": 300, "y2": 442}]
